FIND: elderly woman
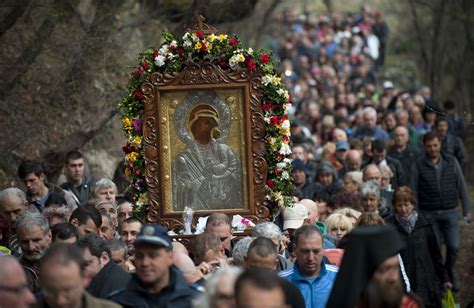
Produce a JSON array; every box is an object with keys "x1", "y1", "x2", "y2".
[
  {"x1": 386, "y1": 186, "x2": 450, "y2": 307},
  {"x1": 379, "y1": 164, "x2": 394, "y2": 192},
  {"x1": 343, "y1": 171, "x2": 363, "y2": 194},
  {"x1": 359, "y1": 181, "x2": 391, "y2": 219},
  {"x1": 314, "y1": 160, "x2": 344, "y2": 201}
]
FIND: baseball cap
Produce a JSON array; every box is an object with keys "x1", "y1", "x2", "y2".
[
  {"x1": 383, "y1": 81, "x2": 394, "y2": 89},
  {"x1": 134, "y1": 224, "x2": 172, "y2": 248},
  {"x1": 283, "y1": 203, "x2": 309, "y2": 230},
  {"x1": 336, "y1": 141, "x2": 350, "y2": 151}
]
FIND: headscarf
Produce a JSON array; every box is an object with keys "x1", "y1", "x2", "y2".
[{"x1": 326, "y1": 225, "x2": 405, "y2": 308}]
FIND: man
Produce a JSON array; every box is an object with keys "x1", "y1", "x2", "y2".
[
  {"x1": 299, "y1": 199, "x2": 336, "y2": 249},
  {"x1": 60, "y1": 150, "x2": 95, "y2": 207},
  {"x1": 364, "y1": 139, "x2": 405, "y2": 188},
  {"x1": 410, "y1": 131, "x2": 471, "y2": 291},
  {"x1": 338, "y1": 149, "x2": 362, "y2": 178},
  {"x1": 253, "y1": 221, "x2": 292, "y2": 271},
  {"x1": 93, "y1": 179, "x2": 118, "y2": 204},
  {"x1": 17, "y1": 160, "x2": 69, "y2": 211},
  {"x1": 99, "y1": 214, "x2": 116, "y2": 240},
  {"x1": 120, "y1": 217, "x2": 143, "y2": 257},
  {"x1": 77, "y1": 233, "x2": 130, "y2": 299},
  {"x1": 193, "y1": 232, "x2": 228, "y2": 266},
  {"x1": 107, "y1": 239, "x2": 132, "y2": 272},
  {"x1": 0, "y1": 256, "x2": 36, "y2": 308},
  {"x1": 34, "y1": 243, "x2": 120, "y2": 308},
  {"x1": 352, "y1": 107, "x2": 389, "y2": 141},
  {"x1": 279, "y1": 225, "x2": 338, "y2": 308},
  {"x1": 110, "y1": 224, "x2": 198, "y2": 307},
  {"x1": 205, "y1": 213, "x2": 233, "y2": 255},
  {"x1": 327, "y1": 225, "x2": 420, "y2": 308},
  {"x1": 117, "y1": 199, "x2": 133, "y2": 227},
  {"x1": 434, "y1": 117, "x2": 465, "y2": 170},
  {"x1": 16, "y1": 212, "x2": 51, "y2": 293},
  {"x1": 245, "y1": 237, "x2": 305, "y2": 308},
  {"x1": 291, "y1": 144, "x2": 317, "y2": 179},
  {"x1": 69, "y1": 204, "x2": 102, "y2": 235},
  {"x1": 235, "y1": 267, "x2": 287, "y2": 308},
  {"x1": 394, "y1": 109, "x2": 421, "y2": 150},
  {"x1": 388, "y1": 126, "x2": 419, "y2": 176},
  {"x1": 291, "y1": 159, "x2": 317, "y2": 200}
]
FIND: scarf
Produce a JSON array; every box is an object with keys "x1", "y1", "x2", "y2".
[{"x1": 395, "y1": 210, "x2": 418, "y2": 234}]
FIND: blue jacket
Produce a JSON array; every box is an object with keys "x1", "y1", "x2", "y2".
[{"x1": 278, "y1": 260, "x2": 338, "y2": 308}]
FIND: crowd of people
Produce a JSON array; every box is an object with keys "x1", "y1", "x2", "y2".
[{"x1": 0, "y1": 5, "x2": 472, "y2": 308}]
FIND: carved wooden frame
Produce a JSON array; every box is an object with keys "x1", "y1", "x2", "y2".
[{"x1": 141, "y1": 61, "x2": 270, "y2": 230}]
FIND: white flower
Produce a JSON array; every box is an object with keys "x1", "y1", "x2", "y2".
[
  {"x1": 262, "y1": 75, "x2": 273, "y2": 86},
  {"x1": 276, "y1": 162, "x2": 286, "y2": 170},
  {"x1": 229, "y1": 53, "x2": 245, "y2": 70},
  {"x1": 277, "y1": 88, "x2": 286, "y2": 97},
  {"x1": 279, "y1": 143, "x2": 291, "y2": 155},
  {"x1": 159, "y1": 44, "x2": 169, "y2": 55},
  {"x1": 154, "y1": 55, "x2": 166, "y2": 67},
  {"x1": 284, "y1": 103, "x2": 291, "y2": 113},
  {"x1": 247, "y1": 47, "x2": 253, "y2": 55},
  {"x1": 264, "y1": 117, "x2": 271, "y2": 124},
  {"x1": 280, "y1": 119, "x2": 290, "y2": 129},
  {"x1": 281, "y1": 171, "x2": 290, "y2": 179},
  {"x1": 170, "y1": 40, "x2": 178, "y2": 49}
]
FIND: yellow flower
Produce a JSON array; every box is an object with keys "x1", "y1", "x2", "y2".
[
  {"x1": 272, "y1": 76, "x2": 281, "y2": 85},
  {"x1": 237, "y1": 54, "x2": 245, "y2": 62},
  {"x1": 127, "y1": 152, "x2": 139, "y2": 164},
  {"x1": 122, "y1": 118, "x2": 131, "y2": 128},
  {"x1": 131, "y1": 136, "x2": 142, "y2": 148},
  {"x1": 194, "y1": 42, "x2": 202, "y2": 50},
  {"x1": 218, "y1": 34, "x2": 228, "y2": 42},
  {"x1": 137, "y1": 193, "x2": 149, "y2": 205},
  {"x1": 125, "y1": 167, "x2": 132, "y2": 177},
  {"x1": 207, "y1": 34, "x2": 216, "y2": 42},
  {"x1": 280, "y1": 127, "x2": 290, "y2": 136},
  {"x1": 205, "y1": 41, "x2": 212, "y2": 51}
]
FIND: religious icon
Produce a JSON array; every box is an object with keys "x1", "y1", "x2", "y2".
[{"x1": 172, "y1": 91, "x2": 243, "y2": 211}]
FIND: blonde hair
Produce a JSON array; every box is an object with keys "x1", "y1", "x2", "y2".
[
  {"x1": 335, "y1": 207, "x2": 362, "y2": 221},
  {"x1": 344, "y1": 171, "x2": 363, "y2": 186},
  {"x1": 325, "y1": 213, "x2": 353, "y2": 232}
]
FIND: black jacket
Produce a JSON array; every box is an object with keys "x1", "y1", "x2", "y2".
[
  {"x1": 386, "y1": 213, "x2": 448, "y2": 307},
  {"x1": 60, "y1": 175, "x2": 95, "y2": 206},
  {"x1": 87, "y1": 261, "x2": 131, "y2": 299},
  {"x1": 109, "y1": 266, "x2": 198, "y2": 308},
  {"x1": 387, "y1": 145, "x2": 420, "y2": 177}
]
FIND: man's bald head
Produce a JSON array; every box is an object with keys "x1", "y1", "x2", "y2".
[
  {"x1": 392, "y1": 126, "x2": 409, "y2": 148},
  {"x1": 299, "y1": 199, "x2": 319, "y2": 225},
  {"x1": 363, "y1": 164, "x2": 382, "y2": 185},
  {"x1": 346, "y1": 150, "x2": 362, "y2": 171}
]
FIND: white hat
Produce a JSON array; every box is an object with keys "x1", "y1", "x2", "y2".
[
  {"x1": 383, "y1": 81, "x2": 394, "y2": 89},
  {"x1": 283, "y1": 203, "x2": 309, "y2": 230}
]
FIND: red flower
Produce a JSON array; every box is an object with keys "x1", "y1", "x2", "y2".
[
  {"x1": 195, "y1": 31, "x2": 204, "y2": 40},
  {"x1": 262, "y1": 102, "x2": 275, "y2": 111},
  {"x1": 201, "y1": 43, "x2": 207, "y2": 52},
  {"x1": 266, "y1": 179, "x2": 274, "y2": 189},
  {"x1": 276, "y1": 153, "x2": 284, "y2": 159},
  {"x1": 135, "y1": 91, "x2": 144, "y2": 100},
  {"x1": 270, "y1": 116, "x2": 279, "y2": 126},
  {"x1": 122, "y1": 144, "x2": 133, "y2": 154},
  {"x1": 153, "y1": 50, "x2": 158, "y2": 57},
  {"x1": 135, "y1": 69, "x2": 142, "y2": 78},
  {"x1": 217, "y1": 59, "x2": 228, "y2": 69},
  {"x1": 274, "y1": 167, "x2": 280, "y2": 176},
  {"x1": 283, "y1": 136, "x2": 289, "y2": 143},
  {"x1": 135, "y1": 169, "x2": 141, "y2": 176},
  {"x1": 229, "y1": 37, "x2": 238, "y2": 46},
  {"x1": 142, "y1": 63, "x2": 148, "y2": 70},
  {"x1": 177, "y1": 47, "x2": 184, "y2": 57},
  {"x1": 246, "y1": 58, "x2": 256, "y2": 71},
  {"x1": 280, "y1": 114, "x2": 289, "y2": 123},
  {"x1": 260, "y1": 54, "x2": 270, "y2": 64}
]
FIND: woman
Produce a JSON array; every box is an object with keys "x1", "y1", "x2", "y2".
[
  {"x1": 325, "y1": 213, "x2": 353, "y2": 245},
  {"x1": 386, "y1": 186, "x2": 450, "y2": 307},
  {"x1": 314, "y1": 160, "x2": 344, "y2": 201},
  {"x1": 379, "y1": 164, "x2": 393, "y2": 192},
  {"x1": 359, "y1": 181, "x2": 391, "y2": 219}
]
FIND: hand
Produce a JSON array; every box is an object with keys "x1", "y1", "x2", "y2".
[
  {"x1": 444, "y1": 282, "x2": 453, "y2": 290},
  {"x1": 197, "y1": 261, "x2": 218, "y2": 276}
]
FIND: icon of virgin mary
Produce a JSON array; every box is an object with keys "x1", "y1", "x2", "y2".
[{"x1": 172, "y1": 92, "x2": 242, "y2": 211}]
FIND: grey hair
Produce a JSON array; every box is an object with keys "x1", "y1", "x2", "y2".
[
  {"x1": 363, "y1": 106, "x2": 377, "y2": 118},
  {"x1": 316, "y1": 160, "x2": 338, "y2": 180},
  {"x1": 344, "y1": 171, "x2": 363, "y2": 186},
  {"x1": 231, "y1": 236, "x2": 254, "y2": 266},
  {"x1": 194, "y1": 266, "x2": 243, "y2": 308},
  {"x1": 252, "y1": 222, "x2": 282, "y2": 242},
  {"x1": 95, "y1": 199, "x2": 116, "y2": 209},
  {"x1": 101, "y1": 213, "x2": 114, "y2": 227},
  {"x1": 0, "y1": 187, "x2": 27, "y2": 205},
  {"x1": 16, "y1": 212, "x2": 49, "y2": 235},
  {"x1": 359, "y1": 181, "x2": 381, "y2": 200},
  {"x1": 107, "y1": 238, "x2": 128, "y2": 258},
  {"x1": 93, "y1": 178, "x2": 117, "y2": 195}
]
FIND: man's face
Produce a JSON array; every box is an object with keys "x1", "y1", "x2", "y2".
[
  {"x1": 117, "y1": 202, "x2": 133, "y2": 226},
  {"x1": 17, "y1": 225, "x2": 51, "y2": 261},
  {"x1": 97, "y1": 188, "x2": 116, "y2": 203},
  {"x1": 22, "y1": 173, "x2": 45, "y2": 197},
  {"x1": 435, "y1": 121, "x2": 449, "y2": 139},
  {"x1": 111, "y1": 249, "x2": 127, "y2": 270},
  {"x1": 294, "y1": 233, "x2": 323, "y2": 277},
  {"x1": 292, "y1": 169, "x2": 306, "y2": 186},
  {"x1": 64, "y1": 158, "x2": 84, "y2": 184},
  {"x1": 363, "y1": 167, "x2": 381, "y2": 185},
  {"x1": 74, "y1": 218, "x2": 98, "y2": 236},
  {"x1": 371, "y1": 255, "x2": 402, "y2": 294},
  {"x1": 0, "y1": 262, "x2": 36, "y2": 308},
  {"x1": 291, "y1": 147, "x2": 306, "y2": 163},
  {"x1": 346, "y1": 151, "x2": 361, "y2": 171},
  {"x1": 135, "y1": 244, "x2": 172, "y2": 286},
  {"x1": 372, "y1": 150, "x2": 386, "y2": 164},
  {"x1": 0, "y1": 195, "x2": 27, "y2": 224},
  {"x1": 246, "y1": 250, "x2": 277, "y2": 270},
  {"x1": 99, "y1": 216, "x2": 115, "y2": 240},
  {"x1": 318, "y1": 172, "x2": 333, "y2": 187},
  {"x1": 212, "y1": 275, "x2": 239, "y2": 308},
  {"x1": 41, "y1": 261, "x2": 86, "y2": 308},
  {"x1": 82, "y1": 247, "x2": 104, "y2": 282},
  {"x1": 363, "y1": 113, "x2": 376, "y2": 129},
  {"x1": 96, "y1": 203, "x2": 117, "y2": 228},
  {"x1": 335, "y1": 149, "x2": 348, "y2": 161},
  {"x1": 236, "y1": 282, "x2": 285, "y2": 308},
  {"x1": 121, "y1": 222, "x2": 142, "y2": 254},
  {"x1": 207, "y1": 224, "x2": 232, "y2": 251},
  {"x1": 424, "y1": 138, "x2": 441, "y2": 160},
  {"x1": 393, "y1": 128, "x2": 408, "y2": 147},
  {"x1": 396, "y1": 113, "x2": 408, "y2": 127}
]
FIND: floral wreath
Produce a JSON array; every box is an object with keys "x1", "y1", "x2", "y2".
[{"x1": 119, "y1": 24, "x2": 295, "y2": 219}]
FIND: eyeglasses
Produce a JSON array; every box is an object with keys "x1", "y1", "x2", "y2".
[{"x1": 0, "y1": 284, "x2": 30, "y2": 295}]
